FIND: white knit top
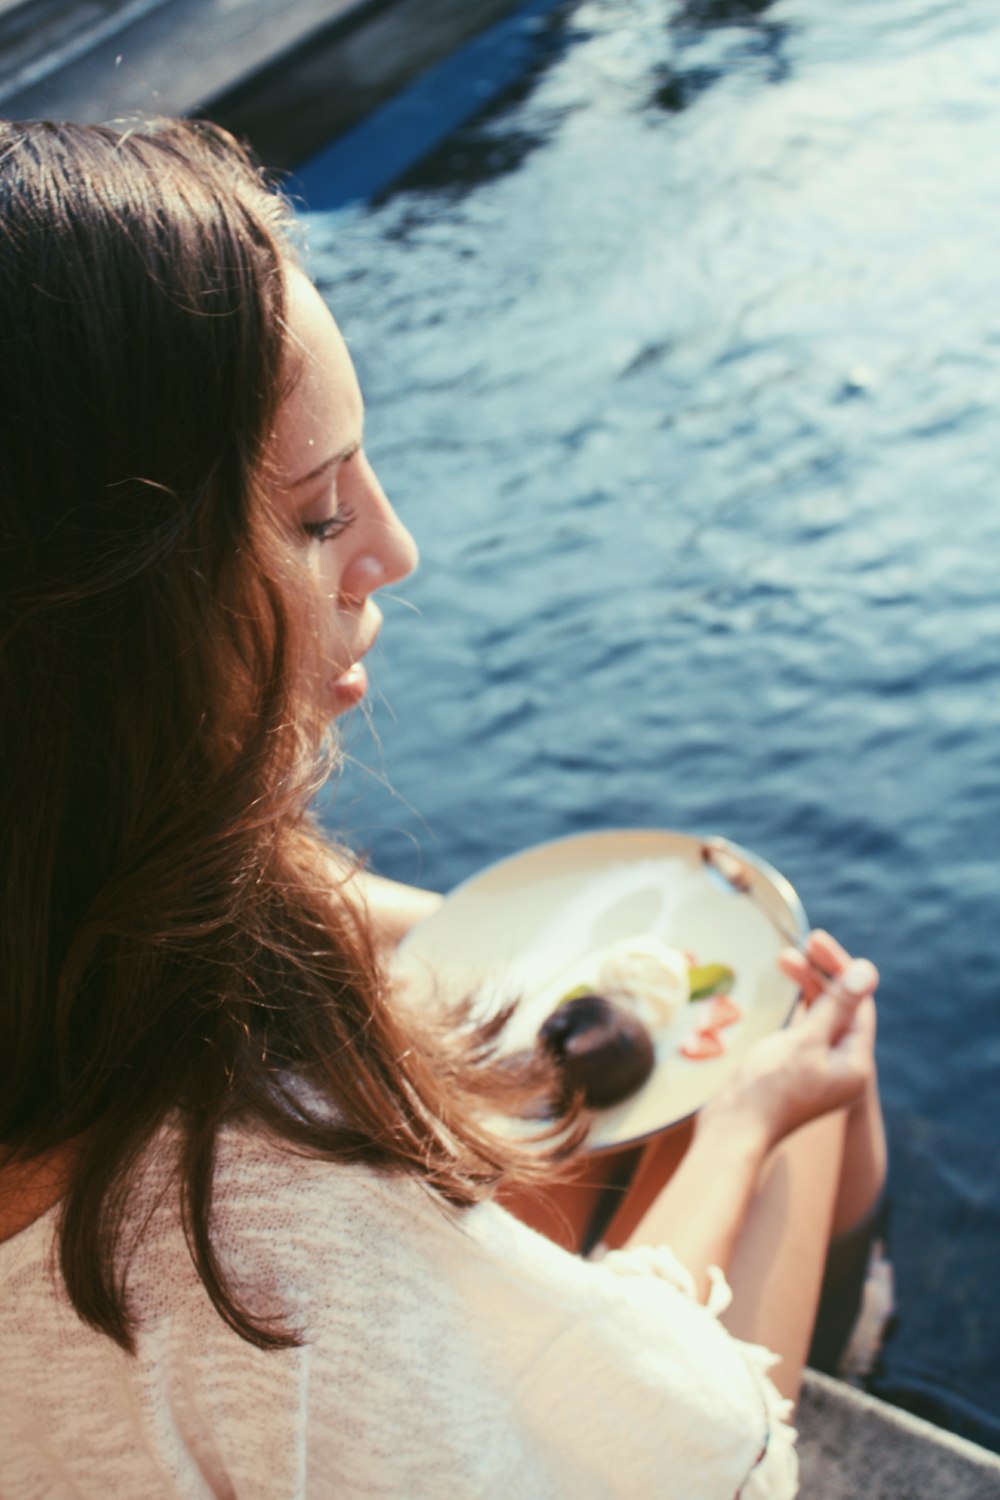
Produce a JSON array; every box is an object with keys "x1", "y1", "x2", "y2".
[{"x1": 0, "y1": 1122, "x2": 798, "y2": 1498}]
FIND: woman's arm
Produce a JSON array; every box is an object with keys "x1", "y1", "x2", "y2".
[{"x1": 346, "y1": 868, "x2": 444, "y2": 950}]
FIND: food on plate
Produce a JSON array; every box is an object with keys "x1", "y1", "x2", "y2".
[
  {"x1": 687, "y1": 962, "x2": 735, "y2": 1001},
  {"x1": 592, "y1": 936, "x2": 736, "y2": 1028},
  {"x1": 536, "y1": 936, "x2": 742, "y2": 1105},
  {"x1": 679, "y1": 1028, "x2": 725, "y2": 1061},
  {"x1": 703, "y1": 992, "x2": 741, "y2": 1029},
  {"x1": 680, "y1": 991, "x2": 744, "y2": 1062},
  {"x1": 539, "y1": 993, "x2": 655, "y2": 1109},
  {"x1": 594, "y1": 935, "x2": 691, "y2": 1028}
]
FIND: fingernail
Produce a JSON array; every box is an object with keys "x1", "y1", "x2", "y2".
[{"x1": 841, "y1": 958, "x2": 876, "y2": 996}]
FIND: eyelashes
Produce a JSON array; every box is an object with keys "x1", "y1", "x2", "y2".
[{"x1": 303, "y1": 503, "x2": 357, "y2": 543}]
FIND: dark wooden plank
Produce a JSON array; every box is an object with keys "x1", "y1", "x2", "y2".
[{"x1": 0, "y1": 0, "x2": 527, "y2": 169}]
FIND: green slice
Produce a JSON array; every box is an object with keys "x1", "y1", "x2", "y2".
[
  {"x1": 687, "y1": 963, "x2": 735, "y2": 1001},
  {"x1": 555, "y1": 983, "x2": 594, "y2": 1006}
]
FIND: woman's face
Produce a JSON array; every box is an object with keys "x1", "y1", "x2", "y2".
[{"x1": 269, "y1": 272, "x2": 418, "y2": 717}]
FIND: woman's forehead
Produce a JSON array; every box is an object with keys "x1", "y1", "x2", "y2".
[{"x1": 273, "y1": 274, "x2": 364, "y2": 483}]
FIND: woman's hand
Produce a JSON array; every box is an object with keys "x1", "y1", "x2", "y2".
[{"x1": 702, "y1": 930, "x2": 879, "y2": 1156}]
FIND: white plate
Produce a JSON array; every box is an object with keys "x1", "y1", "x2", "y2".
[{"x1": 396, "y1": 829, "x2": 807, "y2": 1152}]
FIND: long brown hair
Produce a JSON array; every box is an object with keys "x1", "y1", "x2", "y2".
[{"x1": 0, "y1": 117, "x2": 576, "y2": 1352}]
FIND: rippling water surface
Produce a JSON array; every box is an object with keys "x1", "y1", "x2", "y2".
[{"x1": 301, "y1": 0, "x2": 1000, "y2": 1444}]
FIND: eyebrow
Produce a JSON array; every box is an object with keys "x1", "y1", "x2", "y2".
[{"x1": 288, "y1": 440, "x2": 361, "y2": 490}]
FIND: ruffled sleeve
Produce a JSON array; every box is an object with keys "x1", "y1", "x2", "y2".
[{"x1": 593, "y1": 1242, "x2": 799, "y2": 1499}]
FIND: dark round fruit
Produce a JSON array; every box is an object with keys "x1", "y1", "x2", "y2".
[{"x1": 538, "y1": 993, "x2": 655, "y2": 1109}]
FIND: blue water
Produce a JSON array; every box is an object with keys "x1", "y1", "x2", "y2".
[{"x1": 297, "y1": 0, "x2": 1000, "y2": 1447}]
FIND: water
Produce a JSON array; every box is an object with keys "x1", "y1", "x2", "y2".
[{"x1": 298, "y1": 0, "x2": 1000, "y2": 1446}]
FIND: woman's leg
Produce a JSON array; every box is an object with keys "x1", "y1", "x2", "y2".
[
  {"x1": 497, "y1": 1145, "x2": 643, "y2": 1252},
  {"x1": 718, "y1": 1109, "x2": 847, "y2": 1399},
  {"x1": 596, "y1": 1074, "x2": 888, "y2": 1402},
  {"x1": 803, "y1": 1069, "x2": 891, "y2": 1376},
  {"x1": 500, "y1": 1119, "x2": 698, "y2": 1253},
  {"x1": 589, "y1": 1119, "x2": 697, "y2": 1248},
  {"x1": 828, "y1": 1070, "x2": 888, "y2": 1238}
]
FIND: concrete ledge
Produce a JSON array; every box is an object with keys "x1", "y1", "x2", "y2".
[
  {"x1": 0, "y1": 0, "x2": 368, "y2": 121},
  {"x1": 0, "y1": 0, "x2": 529, "y2": 165},
  {"x1": 206, "y1": 0, "x2": 533, "y2": 168},
  {"x1": 797, "y1": 1370, "x2": 1000, "y2": 1499},
  {"x1": 0, "y1": 0, "x2": 170, "y2": 100}
]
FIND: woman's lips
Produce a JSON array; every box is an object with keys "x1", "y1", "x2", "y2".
[
  {"x1": 329, "y1": 659, "x2": 369, "y2": 709},
  {"x1": 328, "y1": 616, "x2": 380, "y2": 711}
]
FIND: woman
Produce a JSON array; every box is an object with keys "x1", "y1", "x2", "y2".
[{"x1": 0, "y1": 117, "x2": 886, "y2": 1497}]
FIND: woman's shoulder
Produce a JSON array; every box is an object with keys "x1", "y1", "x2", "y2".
[
  {"x1": 211, "y1": 1111, "x2": 459, "y2": 1229},
  {"x1": 121, "y1": 1112, "x2": 444, "y2": 1265}
]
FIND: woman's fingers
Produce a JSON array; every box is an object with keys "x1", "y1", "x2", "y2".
[
  {"x1": 837, "y1": 992, "x2": 877, "y2": 1054},
  {"x1": 825, "y1": 994, "x2": 878, "y2": 1095},
  {"x1": 778, "y1": 947, "x2": 828, "y2": 1004},
  {"x1": 806, "y1": 929, "x2": 852, "y2": 976},
  {"x1": 777, "y1": 927, "x2": 880, "y2": 1057},
  {"x1": 796, "y1": 958, "x2": 879, "y2": 1056},
  {"x1": 778, "y1": 948, "x2": 819, "y2": 999},
  {"x1": 829, "y1": 957, "x2": 879, "y2": 1043},
  {"x1": 778, "y1": 931, "x2": 880, "y2": 1009}
]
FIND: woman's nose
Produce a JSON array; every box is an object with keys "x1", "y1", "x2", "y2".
[{"x1": 339, "y1": 461, "x2": 418, "y2": 604}]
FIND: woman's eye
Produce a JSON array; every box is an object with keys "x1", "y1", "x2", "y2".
[{"x1": 303, "y1": 504, "x2": 357, "y2": 543}]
